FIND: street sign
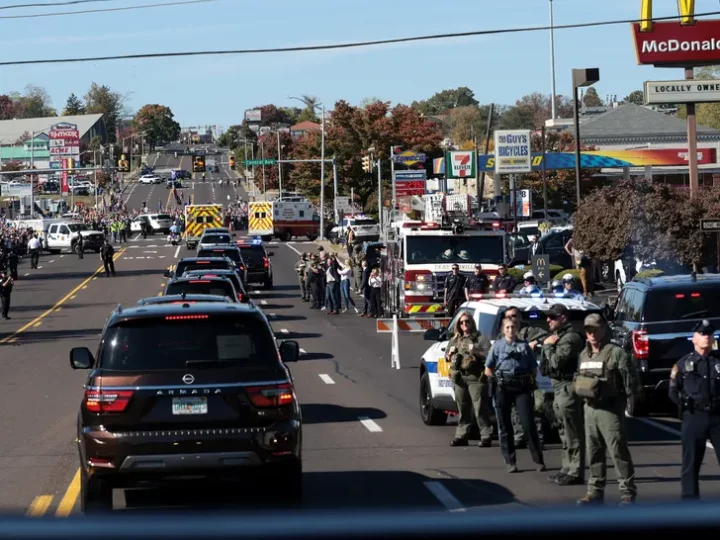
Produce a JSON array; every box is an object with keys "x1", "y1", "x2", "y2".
[
  {"x1": 244, "y1": 159, "x2": 277, "y2": 166},
  {"x1": 701, "y1": 219, "x2": 720, "y2": 231},
  {"x1": 532, "y1": 254, "x2": 551, "y2": 284}
]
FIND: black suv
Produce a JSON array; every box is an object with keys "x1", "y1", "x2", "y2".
[
  {"x1": 182, "y1": 269, "x2": 248, "y2": 299},
  {"x1": 237, "y1": 240, "x2": 273, "y2": 289},
  {"x1": 165, "y1": 256, "x2": 237, "y2": 280},
  {"x1": 197, "y1": 246, "x2": 248, "y2": 288},
  {"x1": 164, "y1": 276, "x2": 244, "y2": 302},
  {"x1": 609, "y1": 273, "x2": 720, "y2": 416},
  {"x1": 138, "y1": 294, "x2": 232, "y2": 306},
  {"x1": 70, "y1": 301, "x2": 302, "y2": 513}
]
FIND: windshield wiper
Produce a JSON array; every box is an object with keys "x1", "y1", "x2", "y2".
[
  {"x1": 680, "y1": 310, "x2": 709, "y2": 319},
  {"x1": 185, "y1": 360, "x2": 233, "y2": 368}
]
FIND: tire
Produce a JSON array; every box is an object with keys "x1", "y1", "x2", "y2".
[
  {"x1": 307, "y1": 235, "x2": 317, "y2": 241},
  {"x1": 626, "y1": 392, "x2": 649, "y2": 417},
  {"x1": 80, "y1": 469, "x2": 113, "y2": 514},
  {"x1": 420, "y1": 372, "x2": 448, "y2": 426}
]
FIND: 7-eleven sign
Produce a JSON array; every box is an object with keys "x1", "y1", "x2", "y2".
[{"x1": 446, "y1": 151, "x2": 476, "y2": 179}]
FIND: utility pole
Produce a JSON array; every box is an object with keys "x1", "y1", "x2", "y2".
[
  {"x1": 29, "y1": 130, "x2": 35, "y2": 216},
  {"x1": 377, "y1": 158, "x2": 382, "y2": 232},
  {"x1": 276, "y1": 130, "x2": 283, "y2": 197},
  {"x1": 332, "y1": 158, "x2": 339, "y2": 223},
  {"x1": 319, "y1": 105, "x2": 326, "y2": 240}
]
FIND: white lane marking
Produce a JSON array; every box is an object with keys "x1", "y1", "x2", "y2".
[
  {"x1": 60, "y1": 255, "x2": 64, "y2": 258},
  {"x1": 147, "y1": 244, "x2": 158, "y2": 248},
  {"x1": 280, "y1": 328, "x2": 289, "y2": 334},
  {"x1": 37, "y1": 266, "x2": 43, "y2": 269},
  {"x1": 125, "y1": 257, "x2": 134, "y2": 260},
  {"x1": 319, "y1": 374, "x2": 335, "y2": 385},
  {"x1": 358, "y1": 417, "x2": 383, "y2": 433},
  {"x1": 423, "y1": 481, "x2": 466, "y2": 512},
  {"x1": 158, "y1": 255, "x2": 166, "y2": 259},
  {"x1": 23, "y1": 273, "x2": 29, "y2": 277},
  {"x1": 49, "y1": 260, "x2": 55, "y2": 263},
  {"x1": 268, "y1": 313, "x2": 276, "y2": 319},
  {"x1": 135, "y1": 256, "x2": 145, "y2": 259},
  {"x1": 260, "y1": 300, "x2": 268, "y2": 306},
  {"x1": 133, "y1": 233, "x2": 141, "y2": 240},
  {"x1": 174, "y1": 245, "x2": 181, "y2": 259},
  {"x1": 629, "y1": 414, "x2": 714, "y2": 450},
  {"x1": 299, "y1": 348, "x2": 306, "y2": 355},
  {"x1": 143, "y1": 251, "x2": 157, "y2": 254},
  {"x1": 285, "y1": 243, "x2": 302, "y2": 255}
]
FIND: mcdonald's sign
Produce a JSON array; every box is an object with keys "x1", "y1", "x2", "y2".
[{"x1": 633, "y1": 0, "x2": 720, "y2": 66}]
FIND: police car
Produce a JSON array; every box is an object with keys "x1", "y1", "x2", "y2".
[
  {"x1": 235, "y1": 236, "x2": 274, "y2": 290},
  {"x1": 419, "y1": 291, "x2": 603, "y2": 437}
]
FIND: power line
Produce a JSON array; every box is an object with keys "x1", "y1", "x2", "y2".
[
  {"x1": 0, "y1": 0, "x2": 117, "y2": 11},
  {"x1": 1, "y1": 9, "x2": 718, "y2": 66},
  {"x1": 0, "y1": 0, "x2": 216, "y2": 19}
]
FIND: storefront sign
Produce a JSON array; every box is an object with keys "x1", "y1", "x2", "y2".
[
  {"x1": 493, "y1": 130, "x2": 532, "y2": 174},
  {"x1": 645, "y1": 79, "x2": 720, "y2": 104},
  {"x1": 446, "y1": 151, "x2": 476, "y2": 179}
]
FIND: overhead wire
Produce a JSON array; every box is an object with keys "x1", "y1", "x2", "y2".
[
  {"x1": 0, "y1": 0, "x2": 216, "y2": 19},
  {"x1": 0, "y1": 0, "x2": 118, "y2": 11},
  {"x1": 0, "y1": 9, "x2": 718, "y2": 67}
]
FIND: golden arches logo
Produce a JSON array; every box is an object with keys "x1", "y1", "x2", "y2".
[{"x1": 640, "y1": 0, "x2": 695, "y2": 32}]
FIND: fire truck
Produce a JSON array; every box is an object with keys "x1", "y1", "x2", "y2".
[{"x1": 380, "y1": 194, "x2": 507, "y2": 318}]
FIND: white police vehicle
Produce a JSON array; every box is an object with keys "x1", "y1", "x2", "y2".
[{"x1": 419, "y1": 291, "x2": 603, "y2": 437}]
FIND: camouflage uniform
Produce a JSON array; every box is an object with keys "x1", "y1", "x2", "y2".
[{"x1": 296, "y1": 254, "x2": 309, "y2": 301}]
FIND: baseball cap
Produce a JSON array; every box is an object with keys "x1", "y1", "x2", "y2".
[
  {"x1": 583, "y1": 313, "x2": 605, "y2": 329},
  {"x1": 474, "y1": 264, "x2": 482, "y2": 270},
  {"x1": 693, "y1": 319, "x2": 715, "y2": 336},
  {"x1": 546, "y1": 304, "x2": 568, "y2": 319}
]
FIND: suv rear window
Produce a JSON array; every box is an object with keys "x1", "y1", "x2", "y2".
[
  {"x1": 643, "y1": 287, "x2": 720, "y2": 322},
  {"x1": 239, "y1": 246, "x2": 265, "y2": 266},
  {"x1": 175, "y1": 260, "x2": 232, "y2": 275},
  {"x1": 198, "y1": 248, "x2": 241, "y2": 264},
  {"x1": 100, "y1": 317, "x2": 277, "y2": 370},
  {"x1": 202, "y1": 234, "x2": 232, "y2": 244},
  {"x1": 166, "y1": 279, "x2": 236, "y2": 299},
  {"x1": 182, "y1": 271, "x2": 244, "y2": 294}
]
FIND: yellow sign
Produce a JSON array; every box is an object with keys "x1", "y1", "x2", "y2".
[
  {"x1": 640, "y1": 0, "x2": 695, "y2": 32},
  {"x1": 437, "y1": 358, "x2": 450, "y2": 378}
]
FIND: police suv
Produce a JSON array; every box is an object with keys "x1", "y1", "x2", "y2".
[{"x1": 419, "y1": 292, "x2": 603, "y2": 438}]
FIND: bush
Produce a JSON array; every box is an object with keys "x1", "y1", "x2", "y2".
[
  {"x1": 508, "y1": 264, "x2": 564, "y2": 283},
  {"x1": 633, "y1": 269, "x2": 664, "y2": 280}
]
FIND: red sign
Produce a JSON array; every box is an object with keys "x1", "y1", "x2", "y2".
[
  {"x1": 395, "y1": 180, "x2": 426, "y2": 197},
  {"x1": 49, "y1": 129, "x2": 79, "y2": 139},
  {"x1": 633, "y1": 20, "x2": 720, "y2": 66},
  {"x1": 650, "y1": 148, "x2": 717, "y2": 165},
  {"x1": 61, "y1": 158, "x2": 69, "y2": 194}
]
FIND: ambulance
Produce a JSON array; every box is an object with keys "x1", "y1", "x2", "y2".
[
  {"x1": 183, "y1": 204, "x2": 223, "y2": 249},
  {"x1": 248, "y1": 200, "x2": 319, "y2": 241}
]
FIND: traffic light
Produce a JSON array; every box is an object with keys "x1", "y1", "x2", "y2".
[
  {"x1": 67, "y1": 157, "x2": 75, "y2": 173},
  {"x1": 229, "y1": 155, "x2": 236, "y2": 169},
  {"x1": 117, "y1": 154, "x2": 130, "y2": 172},
  {"x1": 362, "y1": 155, "x2": 371, "y2": 173},
  {"x1": 193, "y1": 154, "x2": 206, "y2": 172}
]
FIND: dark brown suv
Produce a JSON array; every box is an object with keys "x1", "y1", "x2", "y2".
[{"x1": 70, "y1": 300, "x2": 302, "y2": 513}]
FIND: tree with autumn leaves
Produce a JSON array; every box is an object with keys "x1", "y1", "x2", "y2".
[{"x1": 133, "y1": 104, "x2": 181, "y2": 149}]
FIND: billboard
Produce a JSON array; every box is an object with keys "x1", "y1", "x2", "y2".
[
  {"x1": 645, "y1": 80, "x2": 720, "y2": 104},
  {"x1": 446, "y1": 151, "x2": 476, "y2": 179},
  {"x1": 393, "y1": 170, "x2": 426, "y2": 197},
  {"x1": 244, "y1": 109, "x2": 262, "y2": 122},
  {"x1": 49, "y1": 122, "x2": 80, "y2": 171},
  {"x1": 493, "y1": 130, "x2": 532, "y2": 173}
]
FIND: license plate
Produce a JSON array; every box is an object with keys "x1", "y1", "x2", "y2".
[
  {"x1": 437, "y1": 358, "x2": 450, "y2": 378},
  {"x1": 172, "y1": 396, "x2": 208, "y2": 415}
]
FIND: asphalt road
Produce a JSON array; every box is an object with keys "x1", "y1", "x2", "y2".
[{"x1": 2, "y1": 157, "x2": 719, "y2": 516}]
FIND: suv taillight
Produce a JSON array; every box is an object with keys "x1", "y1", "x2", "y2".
[
  {"x1": 263, "y1": 257, "x2": 269, "y2": 269},
  {"x1": 632, "y1": 329, "x2": 649, "y2": 360},
  {"x1": 238, "y1": 292, "x2": 247, "y2": 303},
  {"x1": 247, "y1": 383, "x2": 294, "y2": 408},
  {"x1": 85, "y1": 389, "x2": 134, "y2": 413}
]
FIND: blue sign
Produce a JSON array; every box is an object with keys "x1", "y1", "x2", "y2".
[{"x1": 393, "y1": 170, "x2": 427, "y2": 181}]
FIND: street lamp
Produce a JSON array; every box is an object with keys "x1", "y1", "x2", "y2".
[
  {"x1": 549, "y1": 0, "x2": 557, "y2": 120},
  {"x1": 288, "y1": 96, "x2": 326, "y2": 239},
  {"x1": 572, "y1": 68, "x2": 600, "y2": 205}
]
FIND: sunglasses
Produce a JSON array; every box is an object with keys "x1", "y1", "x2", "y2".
[{"x1": 460, "y1": 320, "x2": 472, "y2": 325}]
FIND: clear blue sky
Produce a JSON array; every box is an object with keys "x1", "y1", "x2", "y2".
[{"x1": 0, "y1": 0, "x2": 702, "y2": 128}]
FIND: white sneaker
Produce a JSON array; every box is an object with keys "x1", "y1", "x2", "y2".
[
  {"x1": 342, "y1": 308, "x2": 348, "y2": 313},
  {"x1": 354, "y1": 307, "x2": 359, "y2": 314}
]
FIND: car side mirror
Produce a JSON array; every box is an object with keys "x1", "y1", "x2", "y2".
[
  {"x1": 268, "y1": 251, "x2": 275, "y2": 256},
  {"x1": 70, "y1": 347, "x2": 94, "y2": 369},
  {"x1": 279, "y1": 340, "x2": 299, "y2": 363},
  {"x1": 424, "y1": 328, "x2": 440, "y2": 341},
  {"x1": 163, "y1": 270, "x2": 171, "y2": 278}
]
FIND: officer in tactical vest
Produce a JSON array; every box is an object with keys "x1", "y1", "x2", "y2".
[
  {"x1": 296, "y1": 253, "x2": 309, "y2": 301},
  {"x1": 575, "y1": 313, "x2": 638, "y2": 506},
  {"x1": 464, "y1": 264, "x2": 490, "y2": 299},
  {"x1": 541, "y1": 303, "x2": 586, "y2": 486},
  {"x1": 669, "y1": 319, "x2": 720, "y2": 500},
  {"x1": 501, "y1": 307, "x2": 549, "y2": 448}
]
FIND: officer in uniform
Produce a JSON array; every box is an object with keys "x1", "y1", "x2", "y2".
[
  {"x1": 491, "y1": 264, "x2": 517, "y2": 293},
  {"x1": 100, "y1": 239, "x2": 116, "y2": 277},
  {"x1": 296, "y1": 253, "x2": 309, "y2": 301},
  {"x1": 540, "y1": 304, "x2": 586, "y2": 486},
  {"x1": 575, "y1": 314, "x2": 638, "y2": 506},
  {"x1": 76, "y1": 233, "x2": 84, "y2": 260},
  {"x1": 465, "y1": 264, "x2": 490, "y2": 300},
  {"x1": 669, "y1": 320, "x2": 720, "y2": 500},
  {"x1": 444, "y1": 264, "x2": 466, "y2": 317}
]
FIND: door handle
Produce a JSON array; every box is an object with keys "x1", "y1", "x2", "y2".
[{"x1": 440, "y1": 348, "x2": 446, "y2": 352}]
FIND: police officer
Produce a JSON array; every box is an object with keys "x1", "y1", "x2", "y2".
[
  {"x1": 465, "y1": 264, "x2": 489, "y2": 300},
  {"x1": 100, "y1": 239, "x2": 116, "y2": 277},
  {"x1": 491, "y1": 264, "x2": 517, "y2": 293},
  {"x1": 76, "y1": 233, "x2": 84, "y2": 260},
  {"x1": 541, "y1": 304, "x2": 586, "y2": 486},
  {"x1": 444, "y1": 264, "x2": 466, "y2": 317},
  {"x1": 561, "y1": 273, "x2": 584, "y2": 300},
  {"x1": 669, "y1": 320, "x2": 720, "y2": 500},
  {"x1": 296, "y1": 253, "x2": 309, "y2": 301},
  {"x1": 575, "y1": 313, "x2": 638, "y2": 505},
  {"x1": 501, "y1": 307, "x2": 549, "y2": 448},
  {"x1": 485, "y1": 316, "x2": 546, "y2": 472},
  {"x1": 519, "y1": 272, "x2": 542, "y2": 296},
  {"x1": 447, "y1": 312, "x2": 494, "y2": 448},
  {"x1": 0, "y1": 269, "x2": 13, "y2": 320}
]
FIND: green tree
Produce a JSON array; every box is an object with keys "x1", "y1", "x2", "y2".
[
  {"x1": 582, "y1": 87, "x2": 604, "y2": 107},
  {"x1": 411, "y1": 86, "x2": 479, "y2": 116},
  {"x1": 63, "y1": 93, "x2": 86, "y2": 115},
  {"x1": 9, "y1": 85, "x2": 55, "y2": 118},
  {"x1": 84, "y1": 83, "x2": 126, "y2": 143},
  {"x1": 623, "y1": 90, "x2": 645, "y2": 106},
  {"x1": 133, "y1": 104, "x2": 181, "y2": 148},
  {"x1": 293, "y1": 95, "x2": 320, "y2": 123}
]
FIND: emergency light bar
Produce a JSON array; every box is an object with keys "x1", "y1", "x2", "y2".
[{"x1": 466, "y1": 291, "x2": 584, "y2": 301}]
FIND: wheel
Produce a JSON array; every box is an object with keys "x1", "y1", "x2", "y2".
[
  {"x1": 307, "y1": 235, "x2": 317, "y2": 241},
  {"x1": 626, "y1": 392, "x2": 649, "y2": 417},
  {"x1": 419, "y1": 372, "x2": 448, "y2": 426},
  {"x1": 80, "y1": 468, "x2": 113, "y2": 514}
]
